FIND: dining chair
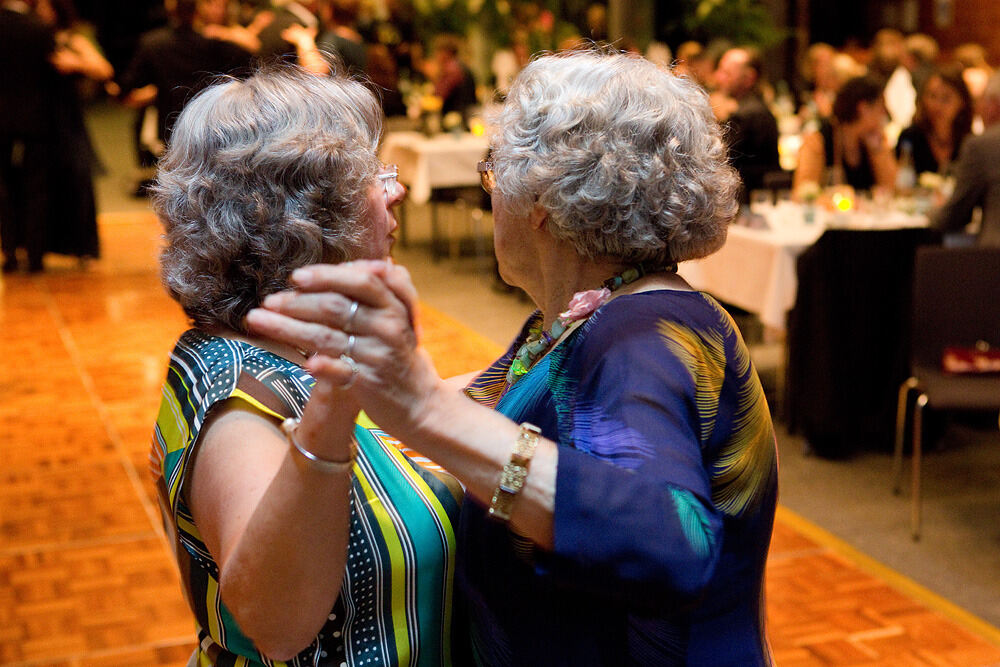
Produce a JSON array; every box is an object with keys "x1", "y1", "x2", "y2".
[{"x1": 892, "y1": 246, "x2": 1000, "y2": 540}]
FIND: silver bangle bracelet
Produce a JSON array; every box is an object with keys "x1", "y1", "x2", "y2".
[{"x1": 281, "y1": 417, "x2": 357, "y2": 474}]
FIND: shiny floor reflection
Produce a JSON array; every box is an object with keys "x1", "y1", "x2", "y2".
[{"x1": 1, "y1": 211, "x2": 998, "y2": 665}]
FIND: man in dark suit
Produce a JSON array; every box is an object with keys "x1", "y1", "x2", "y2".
[
  {"x1": 712, "y1": 46, "x2": 780, "y2": 202},
  {"x1": 118, "y1": 0, "x2": 255, "y2": 148},
  {"x1": 933, "y1": 71, "x2": 1000, "y2": 246},
  {"x1": 0, "y1": 0, "x2": 56, "y2": 272},
  {"x1": 254, "y1": 0, "x2": 319, "y2": 62}
]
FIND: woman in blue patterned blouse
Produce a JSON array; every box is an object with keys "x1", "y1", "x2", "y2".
[
  {"x1": 251, "y1": 49, "x2": 780, "y2": 666},
  {"x1": 150, "y1": 65, "x2": 461, "y2": 667}
]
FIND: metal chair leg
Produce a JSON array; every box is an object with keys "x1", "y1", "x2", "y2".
[
  {"x1": 911, "y1": 393, "x2": 928, "y2": 541},
  {"x1": 450, "y1": 199, "x2": 467, "y2": 260},
  {"x1": 893, "y1": 377, "x2": 919, "y2": 494},
  {"x1": 430, "y1": 202, "x2": 443, "y2": 262}
]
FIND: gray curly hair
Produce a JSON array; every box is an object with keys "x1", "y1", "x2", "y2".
[
  {"x1": 490, "y1": 49, "x2": 738, "y2": 264},
  {"x1": 153, "y1": 65, "x2": 382, "y2": 333}
]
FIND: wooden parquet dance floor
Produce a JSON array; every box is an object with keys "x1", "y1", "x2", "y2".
[{"x1": 2, "y1": 211, "x2": 999, "y2": 666}]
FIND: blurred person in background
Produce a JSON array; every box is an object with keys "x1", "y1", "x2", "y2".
[
  {"x1": 933, "y1": 71, "x2": 1000, "y2": 246},
  {"x1": 903, "y1": 33, "x2": 940, "y2": 98},
  {"x1": 797, "y1": 43, "x2": 864, "y2": 125},
  {"x1": 424, "y1": 33, "x2": 477, "y2": 119},
  {"x1": 895, "y1": 64, "x2": 973, "y2": 176},
  {"x1": 794, "y1": 74, "x2": 897, "y2": 194},
  {"x1": 366, "y1": 42, "x2": 406, "y2": 117},
  {"x1": 673, "y1": 40, "x2": 714, "y2": 89},
  {"x1": 197, "y1": 0, "x2": 263, "y2": 54},
  {"x1": 1, "y1": 0, "x2": 57, "y2": 273},
  {"x1": 316, "y1": 0, "x2": 366, "y2": 73},
  {"x1": 252, "y1": 0, "x2": 319, "y2": 61},
  {"x1": 34, "y1": 0, "x2": 114, "y2": 266},
  {"x1": 870, "y1": 28, "x2": 916, "y2": 131},
  {"x1": 954, "y1": 42, "x2": 994, "y2": 132},
  {"x1": 118, "y1": 0, "x2": 255, "y2": 165},
  {"x1": 712, "y1": 45, "x2": 780, "y2": 199}
]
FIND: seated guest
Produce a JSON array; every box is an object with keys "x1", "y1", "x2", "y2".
[
  {"x1": 712, "y1": 45, "x2": 780, "y2": 198},
  {"x1": 902, "y1": 33, "x2": 940, "y2": 102},
  {"x1": 954, "y1": 42, "x2": 993, "y2": 132},
  {"x1": 674, "y1": 40, "x2": 715, "y2": 90},
  {"x1": 870, "y1": 28, "x2": 915, "y2": 130},
  {"x1": 251, "y1": 49, "x2": 779, "y2": 665},
  {"x1": 933, "y1": 71, "x2": 1000, "y2": 246},
  {"x1": 426, "y1": 33, "x2": 477, "y2": 117},
  {"x1": 794, "y1": 75, "x2": 897, "y2": 195},
  {"x1": 896, "y1": 65, "x2": 973, "y2": 176},
  {"x1": 149, "y1": 65, "x2": 460, "y2": 665},
  {"x1": 798, "y1": 42, "x2": 839, "y2": 121},
  {"x1": 797, "y1": 44, "x2": 864, "y2": 127}
]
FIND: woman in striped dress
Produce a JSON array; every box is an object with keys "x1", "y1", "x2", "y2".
[{"x1": 149, "y1": 65, "x2": 461, "y2": 667}]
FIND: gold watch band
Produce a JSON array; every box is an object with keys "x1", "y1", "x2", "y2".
[{"x1": 489, "y1": 422, "x2": 541, "y2": 522}]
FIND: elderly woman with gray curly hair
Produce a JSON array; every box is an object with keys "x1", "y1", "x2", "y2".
[
  {"x1": 149, "y1": 65, "x2": 463, "y2": 666},
  {"x1": 250, "y1": 50, "x2": 779, "y2": 665}
]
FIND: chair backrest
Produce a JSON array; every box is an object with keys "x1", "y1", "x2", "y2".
[{"x1": 911, "y1": 246, "x2": 1000, "y2": 369}]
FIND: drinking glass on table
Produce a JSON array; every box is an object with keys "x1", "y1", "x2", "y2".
[{"x1": 750, "y1": 189, "x2": 773, "y2": 213}]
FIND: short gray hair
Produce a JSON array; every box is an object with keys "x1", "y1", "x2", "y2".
[
  {"x1": 489, "y1": 49, "x2": 738, "y2": 265},
  {"x1": 153, "y1": 65, "x2": 382, "y2": 333}
]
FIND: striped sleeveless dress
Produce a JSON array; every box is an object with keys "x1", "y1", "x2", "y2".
[{"x1": 151, "y1": 330, "x2": 461, "y2": 667}]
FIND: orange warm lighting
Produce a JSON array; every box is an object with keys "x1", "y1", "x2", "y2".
[{"x1": 833, "y1": 193, "x2": 853, "y2": 211}]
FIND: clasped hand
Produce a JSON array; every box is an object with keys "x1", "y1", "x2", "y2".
[{"x1": 246, "y1": 260, "x2": 442, "y2": 435}]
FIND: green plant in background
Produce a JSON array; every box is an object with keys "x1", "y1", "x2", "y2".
[
  {"x1": 411, "y1": 0, "x2": 513, "y2": 47},
  {"x1": 409, "y1": 0, "x2": 579, "y2": 52},
  {"x1": 664, "y1": 0, "x2": 785, "y2": 49}
]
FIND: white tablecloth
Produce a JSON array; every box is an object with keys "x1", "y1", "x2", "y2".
[
  {"x1": 678, "y1": 202, "x2": 928, "y2": 332},
  {"x1": 380, "y1": 131, "x2": 490, "y2": 205}
]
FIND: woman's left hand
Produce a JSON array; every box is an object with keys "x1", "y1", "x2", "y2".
[{"x1": 246, "y1": 260, "x2": 445, "y2": 437}]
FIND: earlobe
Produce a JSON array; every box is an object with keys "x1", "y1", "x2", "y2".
[{"x1": 529, "y1": 204, "x2": 548, "y2": 230}]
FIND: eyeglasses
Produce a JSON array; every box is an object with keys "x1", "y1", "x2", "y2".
[
  {"x1": 377, "y1": 164, "x2": 400, "y2": 198},
  {"x1": 477, "y1": 160, "x2": 495, "y2": 194}
]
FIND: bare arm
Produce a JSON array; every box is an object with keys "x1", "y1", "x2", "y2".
[
  {"x1": 188, "y1": 375, "x2": 357, "y2": 660},
  {"x1": 864, "y1": 129, "x2": 897, "y2": 192},
  {"x1": 247, "y1": 261, "x2": 729, "y2": 600},
  {"x1": 793, "y1": 130, "x2": 825, "y2": 197},
  {"x1": 50, "y1": 32, "x2": 113, "y2": 81},
  {"x1": 281, "y1": 25, "x2": 328, "y2": 76},
  {"x1": 202, "y1": 23, "x2": 262, "y2": 54},
  {"x1": 246, "y1": 262, "x2": 558, "y2": 548}
]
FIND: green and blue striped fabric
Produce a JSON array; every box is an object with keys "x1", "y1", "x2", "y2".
[{"x1": 151, "y1": 330, "x2": 460, "y2": 667}]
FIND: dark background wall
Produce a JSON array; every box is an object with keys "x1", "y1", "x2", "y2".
[{"x1": 919, "y1": 0, "x2": 1000, "y2": 63}]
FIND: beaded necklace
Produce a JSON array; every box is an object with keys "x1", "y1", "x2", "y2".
[{"x1": 506, "y1": 261, "x2": 677, "y2": 385}]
